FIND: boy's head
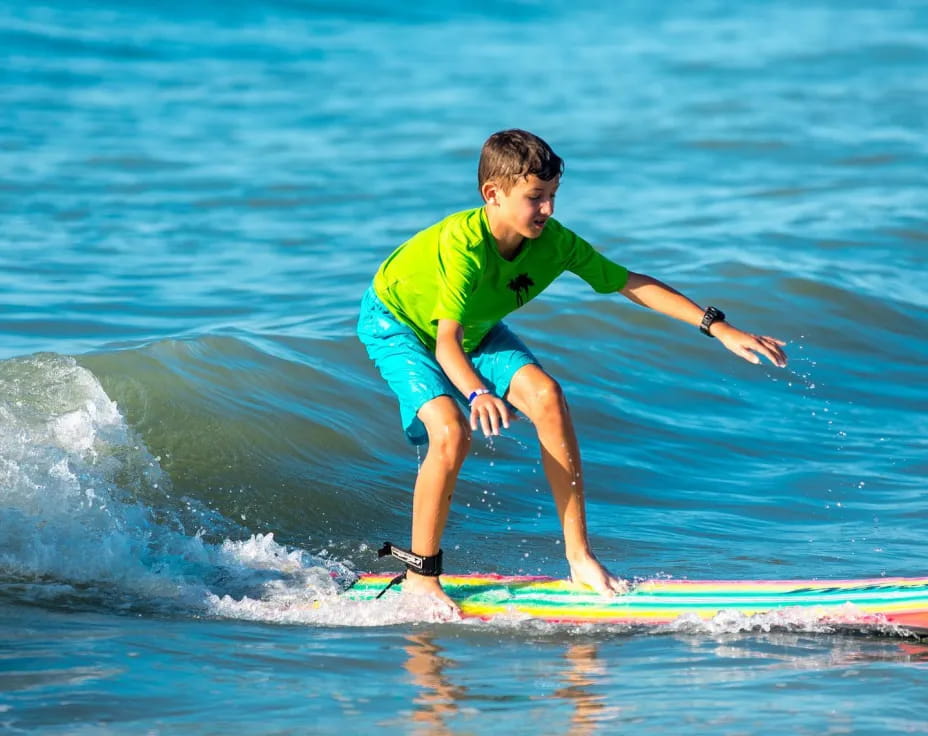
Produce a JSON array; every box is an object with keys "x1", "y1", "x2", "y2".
[{"x1": 478, "y1": 129, "x2": 564, "y2": 200}]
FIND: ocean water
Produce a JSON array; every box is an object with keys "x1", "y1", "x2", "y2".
[{"x1": 2, "y1": 0, "x2": 927, "y2": 732}]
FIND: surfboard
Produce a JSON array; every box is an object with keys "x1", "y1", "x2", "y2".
[{"x1": 347, "y1": 573, "x2": 928, "y2": 636}]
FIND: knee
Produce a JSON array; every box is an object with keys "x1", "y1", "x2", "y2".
[
  {"x1": 426, "y1": 413, "x2": 471, "y2": 468},
  {"x1": 525, "y1": 375, "x2": 567, "y2": 420}
]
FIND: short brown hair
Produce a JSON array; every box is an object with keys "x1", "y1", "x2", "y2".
[{"x1": 477, "y1": 129, "x2": 564, "y2": 196}]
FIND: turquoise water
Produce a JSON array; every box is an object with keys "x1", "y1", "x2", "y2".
[{"x1": 2, "y1": 0, "x2": 927, "y2": 732}]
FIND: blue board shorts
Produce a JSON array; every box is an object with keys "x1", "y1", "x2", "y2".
[{"x1": 357, "y1": 286, "x2": 540, "y2": 445}]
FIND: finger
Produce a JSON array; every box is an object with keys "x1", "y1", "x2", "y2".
[
  {"x1": 479, "y1": 409, "x2": 491, "y2": 437},
  {"x1": 734, "y1": 335, "x2": 782, "y2": 367},
  {"x1": 755, "y1": 340, "x2": 787, "y2": 367},
  {"x1": 756, "y1": 335, "x2": 787, "y2": 347},
  {"x1": 752, "y1": 345, "x2": 781, "y2": 366},
  {"x1": 495, "y1": 400, "x2": 511, "y2": 430},
  {"x1": 737, "y1": 346, "x2": 762, "y2": 365},
  {"x1": 758, "y1": 335, "x2": 789, "y2": 357},
  {"x1": 488, "y1": 408, "x2": 500, "y2": 436}
]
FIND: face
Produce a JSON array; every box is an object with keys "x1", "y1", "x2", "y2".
[{"x1": 486, "y1": 174, "x2": 559, "y2": 242}]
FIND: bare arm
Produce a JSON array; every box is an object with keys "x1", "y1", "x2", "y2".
[
  {"x1": 434, "y1": 319, "x2": 512, "y2": 435},
  {"x1": 620, "y1": 271, "x2": 788, "y2": 367}
]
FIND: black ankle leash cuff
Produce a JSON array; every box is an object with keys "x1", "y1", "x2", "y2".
[{"x1": 374, "y1": 542, "x2": 443, "y2": 599}]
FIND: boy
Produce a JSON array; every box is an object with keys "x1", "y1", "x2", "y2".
[{"x1": 357, "y1": 129, "x2": 787, "y2": 615}]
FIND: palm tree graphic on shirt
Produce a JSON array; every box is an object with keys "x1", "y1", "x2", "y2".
[{"x1": 507, "y1": 273, "x2": 534, "y2": 306}]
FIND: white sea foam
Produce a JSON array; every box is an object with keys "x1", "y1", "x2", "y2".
[
  {"x1": 206, "y1": 534, "x2": 460, "y2": 626},
  {"x1": 661, "y1": 604, "x2": 913, "y2": 639},
  {"x1": 0, "y1": 354, "x2": 353, "y2": 616},
  {"x1": 207, "y1": 584, "x2": 462, "y2": 627}
]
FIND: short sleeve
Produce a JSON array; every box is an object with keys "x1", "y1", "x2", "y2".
[{"x1": 565, "y1": 231, "x2": 629, "y2": 293}]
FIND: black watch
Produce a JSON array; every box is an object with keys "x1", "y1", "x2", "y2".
[{"x1": 699, "y1": 306, "x2": 726, "y2": 337}]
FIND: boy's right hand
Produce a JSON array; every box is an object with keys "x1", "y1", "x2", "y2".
[{"x1": 469, "y1": 392, "x2": 512, "y2": 437}]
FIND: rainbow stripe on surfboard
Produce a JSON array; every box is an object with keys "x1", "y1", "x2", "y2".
[{"x1": 347, "y1": 573, "x2": 928, "y2": 635}]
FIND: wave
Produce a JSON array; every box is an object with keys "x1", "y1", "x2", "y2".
[{"x1": 0, "y1": 352, "x2": 359, "y2": 618}]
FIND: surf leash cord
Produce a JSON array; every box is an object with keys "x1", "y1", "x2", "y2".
[{"x1": 375, "y1": 542, "x2": 443, "y2": 599}]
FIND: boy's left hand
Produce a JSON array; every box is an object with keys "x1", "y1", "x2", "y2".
[{"x1": 713, "y1": 323, "x2": 788, "y2": 367}]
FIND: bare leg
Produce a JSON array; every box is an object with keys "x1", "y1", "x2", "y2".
[
  {"x1": 506, "y1": 364, "x2": 626, "y2": 595},
  {"x1": 403, "y1": 395, "x2": 470, "y2": 614}
]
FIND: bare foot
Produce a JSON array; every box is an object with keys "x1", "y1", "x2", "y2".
[
  {"x1": 403, "y1": 571, "x2": 462, "y2": 620},
  {"x1": 568, "y1": 554, "x2": 629, "y2": 596}
]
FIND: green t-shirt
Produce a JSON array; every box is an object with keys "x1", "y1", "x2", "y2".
[{"x1": 373, "y1": 207, "x2": 628, "y2": 352}]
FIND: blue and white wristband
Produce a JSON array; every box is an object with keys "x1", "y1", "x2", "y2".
[{"x1": 467, "y1": 388, "x2": 492, "y2": 405}]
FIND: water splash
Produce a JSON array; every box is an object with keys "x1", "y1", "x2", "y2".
[{"x1": 0, "y1": 353, "x2": 353, "y2": 617}]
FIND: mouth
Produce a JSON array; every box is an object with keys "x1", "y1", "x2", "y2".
[{"x1": 531, "y1": 218, "x2": 548, "y2": 230}]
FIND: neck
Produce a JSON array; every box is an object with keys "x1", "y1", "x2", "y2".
[{"x1": 485, "y1": 206, "x2": 523, "y2": 259}]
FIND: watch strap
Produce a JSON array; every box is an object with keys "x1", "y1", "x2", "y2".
[{"x1": 700, "y1": 306, "x2": 726, "y2": 337}]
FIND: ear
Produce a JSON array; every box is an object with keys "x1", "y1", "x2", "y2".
[{"x1": 481, "y1": 180, "x2": 501, "y2": 205}]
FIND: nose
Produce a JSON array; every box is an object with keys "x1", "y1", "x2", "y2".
[{"x1": 540, "y1": 198, "x2": 554, "y2": 216}]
